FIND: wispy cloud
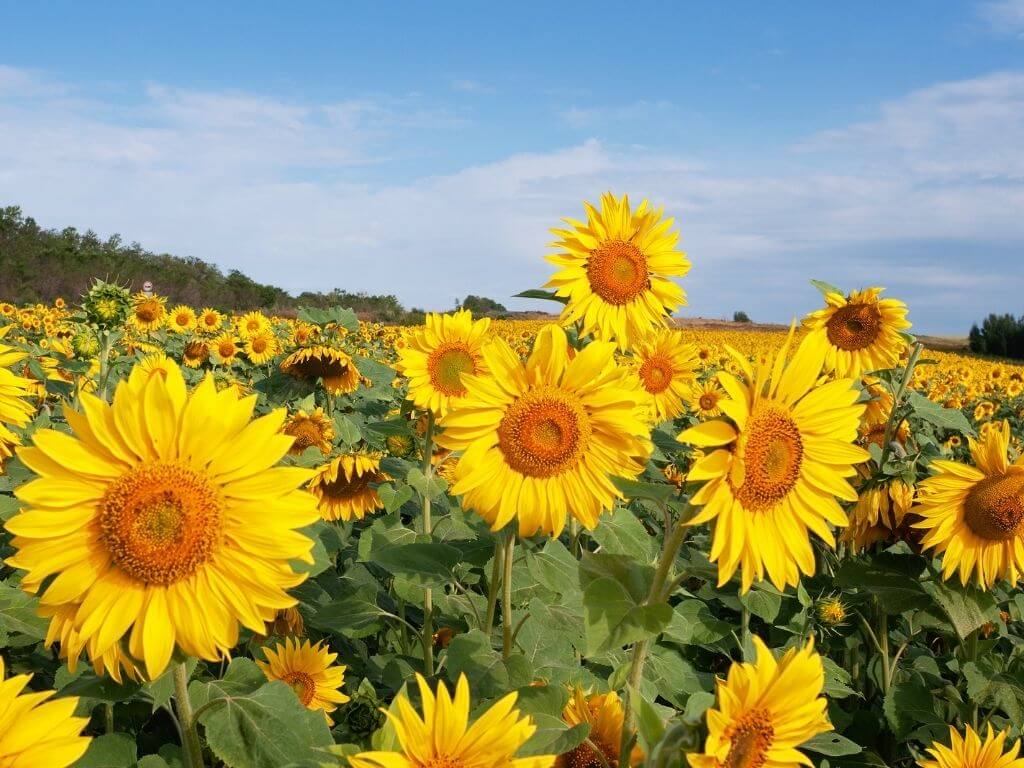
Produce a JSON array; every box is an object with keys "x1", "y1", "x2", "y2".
[
  {"x1": 979, "y1": 0, "x2": 1024, "y2": 36},
  {"x1": 450, "y1": 79, "x2": 493, "y2": 94},
  {"x1": 558, "y1": 100, "x2": 678, "y2": 130}
]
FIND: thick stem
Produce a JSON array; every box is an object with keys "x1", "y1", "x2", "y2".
[
  {"x1": 420, "y1": 412, "x2": 436, "y2": 676},
  {"x1": 104, "y1": 702, "x2": 114, "y2": 734},
  {"x1": 173, "y1": 663, "x2": 204, "y2": 768},
  {"x1": 741, "y1": 606, "x2": 752, "y2": 660},
  {"x1": 483, "y1": 538, "x2": 503, "y2": 637},
  {"x1": 97, "y1": 331, "x2": 114, "y2": 401},
  {"x1": 501, "y1": 529, "x2": 516, "y2": 658},
  {"x1": 878, "y1": 611, "x2": 891, "y2": 694}
]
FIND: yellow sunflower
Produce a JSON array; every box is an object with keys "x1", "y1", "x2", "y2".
[
  {"x1": 280, "y1": 346, "x2": 360, "y2": 395},
  {"x1": 5, "y1": 358, "x2": 318, "y2": 679},
  {"x1": 45, "y1": 603, "x2": 142, "y2": 684},
  {"x1": 0, "y1": 657, "x2": 92, "y2": 768},
  {"x1": 633, "y1": 327, "x2": 699, "y2": 422},
  {"x1": 920, "y1": 726, "x2": 1024, "y2": 768},
  {"x1": 843, "y1": 478, "x2": 914, "y2": 552},
  {"x1": 913, "y1": 420, "x2": 1024, "y2": 588},
  {"x1": 167, "y1": 304, "x2": 198, "y2": 334},
  {"x1": 688, "y1": 637, "x2": 831, "y2": 768},
  {"x1": 309, "y1": 453, "x2": 389, "y2": 521},
  {"x1": 211, "y1": 332, "x2": 241, "y2": 364},
  {"x1": 688, "y1": 379, "x2": 725, "y2": 419},
  {"x1": 438, "y1": 324, "x2": 652, "y2": 537},
  {"x1": 182, "y1": 338, "x2": 210, "y2": 368},
  {"x1": 0, "y1": 327, "x2": 36, "y2": 467},
  {"x1": 802, "y1": 286, "x2": 911, "y2": 378},
  {"x1": 245, "y1": 330, "x2": 279, "y2": 365},
  {"x1": 349, "y1": 674, "x2": 555, "y2": 768},
  {"x1": 196, "y1": 307, "x2": 223, "y2": 335},
  {"x1": 237, "y1": 310, "x2": 271, "y2": 339},
  {"x1": 129, "y1": 293, "x2": 167, "y2": 332},
  {"x1": 258, "y1": 637, "x2": 349, "y2": 724},
  {"x1": 284, "y1": 409, "x2": 335, "y2": 456},
  {"x1": 394, "y1": 309, "x2": 492, "y2": 417},
  {"x1": 678, "y1": 330, "x2": 868, "y2": 592},
  {"x1": 545, "y1": 192, "x2": 690, "y2": 350},
  {"x1": 556, "y1": 688, "x2": 643, "y2": 768}
]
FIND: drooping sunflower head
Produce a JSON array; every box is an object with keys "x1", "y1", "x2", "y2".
[
  {"x1": 168, "y1": 305, "x2": 197, "y2": 334},
  {"x1": 919, "y1": 726, "x2": 1024, "y2": 768},
  {"x1": 245, "y1": 330, "x2": 279, "y2": 365},
  {"x1": 688, "y1": 637, "x2": 831, "y2": 768},
  {"x1": 802, "y1": 286, "x2": 911, "y2": 378},
  {"x1": 182, "y1": 337, "x2": 210, "y2": 368},
  {"x1": 545, "y1": 192, "x2": 690, "y2": 350},
  {"x1": 678, "y1": 330, "x2": 868, "y2": 592},
  {"x1": 129, "y1": 293, "x2": 167, "y2": 332},
  {"x1": 258, "y1": 637, "x2": 349, "y2": 724},
  {"x1": 309, "y1": 453, "x2": 389, "y2": 521},
  {"x1": 280, "y1": 345, "x2": 360, "y2": 395},
  {"x1": 394, "y1": 309, "x2": 492, "y2": 416},
  {"x1": 914, "y1": 420, "x2": 1024, "y2": 588},
  {"x1": 283, "y1": 408, "x2": 335, "y2": 456},
  {"x1": 843, "y1": 478, "x2": 915, "y2": 552},
  {"x1": 196, "y1": 307, "x2": 223, "y2": 335},
  {"x1": 632, "y1": 327, "x2": 700, "y2": 423},
  {"x1": 438, "y1": 324, "x2": 653, "y2": 537},
  {"x1": 556, "y1": 688, "x2": 643, "y2": 768}
]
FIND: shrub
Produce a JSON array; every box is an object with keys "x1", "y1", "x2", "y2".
[{"x1": 733, "y1": 310, "x2": 751, "y2": 323}]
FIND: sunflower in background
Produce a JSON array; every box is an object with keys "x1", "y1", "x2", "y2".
[
  {"x1": 0, "y1": 326, "x2": 36, "y2": 467},
  {"x1": 802, "y1": 286, "x2": 911, "y2": 378},
  {"x1": 237, "y1": 310, "x2": 271, "y2": 339},
  {"x1": 283, "y1": 409, "x2": 335, "y2": 456},
  {"x1": 182, "y1": 337, "x2": 210, "y2": 368},
  {"x1": 129, "y1": 293, "x2": 167, "y2": 332},
  {"x1": 211, "y1": 332, "x2": 241, "y2": 365},
  {"x1": 167, "y1": 304, "x2": 197, "y2": 334},
  {"x1": 556, "y1": 688, "x2": 643, "y2": 767},
  {"x1": 196, "y1": 307, "x2": 223, "y2": 335},
  {"x1": 918, "y1": 726, "x2": 1024, "y2": 768},
  {"x1": 688, "y1": 378, "x2": 726, "y2": 419},
  {"x1": 280, "y1": 346, "x2": 360, "y2": 395},
  {"x1": 245, "y1": 329, "x2": 279, "y2": 365},
  {"x1": 258, "y1": 638, "x2": 349, "y2": 724},
  {"x1": 546, "y1": 192, "x2": 690, "y2": 350},
  {"x1": 309, "y1": 453, "x2": 389, "y2": 521},
  {"x1": 632, "y1": 327, "x2": 699, "y2": 423}
]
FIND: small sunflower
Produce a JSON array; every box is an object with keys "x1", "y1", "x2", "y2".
[
  {"x1": 129, "y1": 293, "x2": 167, "y2": 332},
  {"x1": 688, "y1": 379, "x2": 725, "y2": 419},
  {"x1": 283, "y1": 409, "x2": 335, "y2": 456},
  {"x1": 919, "y1": 726, "x2": 1024, "y2": 768},
  {"x1": 688, "y1": 637, "x2": 831, "y2": 768},
  {"x1": 258, "y1": 637, "x2": 349, "y2": 724},
  {"x1": 211, "y1": 332, "x2": 241, "y2": 364},
  {"x1": 633, "y1": 327, "x2": 699, "y2": 423},
  {"x1": 0, "y1": 327, "x2": 36, "y2": 467},
  {"x1": 167, "y1": 304, "x2": 198, "y2": 334},
  {"x1": 182, "y1": 338, "x2": 210, "y2": 368},
  {"x1": 556, "y1": 688, "x2": 643, "y2": 768},
  {"x1": 280, "y1": 346, "x2": 360, "y2": 395},
  {"x1": 802, "y1": 286, "x2": 911, "y2": 378},
  {"x1": 546, "y1": 192, "x2": 690, "y2": 350},
  {"x1": 309, "y1": 453, "x2": 389, "y2": 521},
  {"x1": 237, "y1": 310, "x2": 271, "y2": 339},
  {"x1": 349, "y1": 674, "x2": 555, "y2": 768},
  {"x1": 245, "y1": 330, "x2": 279, "y2": 365},
  {"x1": 816, "y1": 595, "x2": 848, "y2": 627},
  {"x1": 196, "y1": 307, "x2": 223, "y2": 335}
]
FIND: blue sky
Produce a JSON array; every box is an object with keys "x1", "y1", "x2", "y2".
[{"x1": 2, "y1": 1, "x2": 1023, "y2": 333}]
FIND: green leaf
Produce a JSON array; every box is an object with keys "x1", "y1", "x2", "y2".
[
  {"x1": 526, "y1": 539, "x2": 580, "y2": 596},
  {"x1": 514, "y1": 289, "x2": 568, "y2": 304},
  {"x1": 810, "y1": 279, "x2": 843, "y2": 297},
  {"x1": 378, "y1": 482, "x2": 414, "y2": 514},
  {"x1": 611, "y1": 476, "x2": 676, "y2": 505},
  {"x1": 445, "y1": 630, "x2": 520, "y2": 699},
  {"x1": 333, "y1": 414, "x2": 362, "y2": 445},
  {"x1": 189, "y1": 658, "x2": 266, "y2": 709},
  {"x1": 664, "y1": 600, "x2": 732, "y2": 647},
  {"x1": 308, "y1": 583, "x2": 387, "y2": 637},
  {"x1": 58, "y1": 672, "x2": 141, "y2": 703},
  {"x1": 75, "y1": 733, "x2": 137, "y2": 767},
  {"x1": 137, "y1": 756, "x2": 171, "y2": 768},
  {"x1": 372, "y1": 542, "x2": 460, "y2": 587},
  {"x1": 922, "y1": 575, "x2": 999, "y2": 640},
  {"x1": 907, "y1": 391, "x2": 974, "y2": 436},
  {"x1": 963, "y1": 660, "x2": 1024, "y2": 721},
  {"x1": 0, "y1": 581, "x2": 49, "y2": 640},
  {"x1": 591, "y1": 507, "x2": 658, "y2": 561},
  {"x1": 582, "y1": 576, "x2": 672, "y2": 655},
  {"x1": 834, "y1": 553, "x2": 931, "y2": 613},
  {"x1": 406, "y1": 467, "x2": 447, "y2": 500},
  {"x1": 883, "y1": 680, "x2": 944, "y2": 738},
  {"x1": 630, "y1": 688, "x2": 666, "y2": 753},
  {"x1": 802, "y1": 731, "x2": 863, "y2": 757},
  {"x1": 740, "y1": 587, "x2": 783, "y2": 623}
]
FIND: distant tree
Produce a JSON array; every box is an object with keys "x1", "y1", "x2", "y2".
[
  {"x1": 968, "y1": 313, "x2": 1024, "y2": 359},
  {"x1": 460, "y1": 295, "x2": 508, "y2": 317},
  {"x1": 733, "y1": 310, "x2": 751, "y2": 323}
]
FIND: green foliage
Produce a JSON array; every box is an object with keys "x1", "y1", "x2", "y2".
[{"x1": 969, "y1": 312, "x2": 1024, "y2": 359}]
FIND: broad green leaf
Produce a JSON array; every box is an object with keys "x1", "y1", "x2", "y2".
[
  {"x1": 612, "y1": 476, "x2": 676, "y2": 505},
  {"x1": 883, "y1": 680, "x2": 944, "y2": 738},
  {"x1": 445, "y1": 630, "x2": 514, "y2": 698},
  {"x1": 372, "y1": 542, "x2": 460, "y2": 587},
  {"x1": 518, "y1": 716, "x2": 589, "y2": 757},
  {"x1": 582, "y1": 576, "x2": 672, "y2": 655},
  {"x1": 802, "y1": 731, "x2": 863, "y2": 757},
  {"x1": 591, "y1": 507, "x2": 658, "y2": 561},
  {"x1": 922, "y1": 577, "x2": 999, "y2": 640},
  {"x1": 739, "y1": 587, "x2": 783, "y2": 623},
  {"x1": 514, "y1": 289, "x2": 569, "y2": 304},
  {"x1": 907, "y1": 391, "x2": 974, "y2": 436},
  {"x1": 664, "y1": 600, "x2": 732, "y2": 647},
  {"x1": 308, "y1": 583, "x2": 387, "y2": 637},
  {"x1": 75, "y1": 733, "x2": 138, "y2": 767}
]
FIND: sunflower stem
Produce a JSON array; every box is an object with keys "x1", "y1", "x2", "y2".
[
  {"x1": 877, "y1": 607, "x2": 891, "y2": 695},
  {"x1": 173, "y1": 662, "x2": 205, "y2": 768},
  {"x1": 741, "y1": 606, "x2": 752, "y2": 661},
  {"x1": 97, "y1": 330, "x2": 115, "y2": 400},
  {"x1": 104, "y1": 702, "x2": 114, "y2": 734},
  {"x1": 420, "y1": 411, "x2": 436, "y2": 676},
  {"x1": 501, "y1": 528, "x2": 516, "y2": 659},
  {"x1": 483, "y1": 537, "x2": 503, "y2": 638},
  {"x1": 879, "y1": 342, "x2": 923, "y2": 468}
]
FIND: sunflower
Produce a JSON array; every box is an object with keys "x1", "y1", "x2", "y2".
[
  {"x1": 309, "y1": 453, "x2": 389, "y2": 521},
  {"x1": 394, "y1": 309, "x2": 492, "y2": 417},
  {"x1": 843, "y1": 478, "x2": 914, "y2": 552},
  {"x1": 45, "y1": 603, "x2": 142, "y2": 684},
  {"x1": 284, "y1": 409, "x2": 335, "y2": 456},
  {"x1": 545, "y1": 192, "x2": 690, "y2": 350},
  {"x1": 688, "y1": 637, "x2": 831, "y2": 768},
  {"x1": 678, "y1": 330, "x2": 868, "y2": 592},
  {"x1": 913, "y1": 420, "x2": 1024, "y2": 588},
  {"x1": 245, "y1": 330, "x2": 279, "y2": 365},
  {"x1": 688, "y1": 379, "x2": 725, "y2": 419},
  {"x1": 5, "y1": 358, "x2": 319, "y2": 679},
  {"x1": 556, "y1": 688, "x2": 643, "y2": 768},
  {"x1": 196, "y1": 307, "x2": 223, "y2": 335},
  {"x1": 0, "y1": 657, "x2": 92, "y2": 767},
  {"x1": 167, "y1": 305, "x2": 197, "y2": 334},
  {"x1": 633, "y1": 327, "x2": 699, "y2": 422},
  {"x1": 258, "y1": 637, "x2": 349, "y2": 724},
  {"x1": 0, "y1": 327, "x2": 36, "y2": 467},
  {"x1": 802, "y1": 287, "x2": 911, "y2": 378},
  {"x1": 280, "y1": 346, "x2": 360, "y2": 395},
  {"x1": 438, "y1": 324, "x2": 651, "y2": 537},
  {"x1": 129, "y1": 293, "x2": 167, "y2": 332},
  {"x1": 237, "y1": 310, "x2": 271, "y2": 339},
  {"x1": 349, "y1": 674, "x2": 555, "y2": 768},
  {"x1": 182, "y1": 338, "x2": 210, "y2": 368},
  {"x1": 919, "y1": 726, "x2": 1024, "y2": 768},
  {"x1": 211, "y1": 332, "x2": 240, "y2": 364}
]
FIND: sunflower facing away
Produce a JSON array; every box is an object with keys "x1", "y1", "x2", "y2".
[
  {"x1": 0, "y1": 657, "x2": 92, "y2": 768},
  {"x1": 395, "y1": 309, "x2": 492, "y2": 417},
  {"x1": 802, "y1": 286, "x2": 911, "y2": 378},
  {"x1": 919, "y1": 726, "x2": 1024, "y2": 768},
  {"x1": 129, "y1": 293, "x2": 167, "y2": 332},
  {"x1": 0, "y1": 327, "x2": 36, "y2": 467},
  {"x1": 556, "y1": 688, "x2": 643, "y2": 768},
  {"x1": 284, "y1": 408, "x2": 335, "y2": 456},
  {"x1": 913, "y1": 420, "x2": 1024, "y2": 588},
  {"x1": 309, "y1": 453, "x2": 389, "y2": 521},
  {"x1": 688, "y1": 637, "x2": 831, "y2": 768},
  {"x1": 678, "y1": 330, "x2": 868, "y2": 592},
  {"x1": 349, "y1": 673, "x2": 556, "y2": 768},
  {"x1": 545, "y1": 192, "x2": 690, "y2": 350},
  {"x1": 280, "y1": 346, "x2": 361, "y2": 395},
  {"x1": 258, "y1": 637, "x2": 349, "y2": 724},
  {"x1": 5, "y1": 358, "x2": 319, "y2": 679},
  {"x1": 633, "y1": 327, "x2": 699, "y2": 423},
  {"x1": 437, "y1": 324, "x2": 652, "y2": 537}
]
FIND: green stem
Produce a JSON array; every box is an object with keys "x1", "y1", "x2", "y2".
[
  {"x1": 104, "y1": 702, "x2": 114, "y2": 734},
  {"x1": 879, "y1": 342, "x2": 923, "y2": 468},
  {"x1": 966, "y1": 630, "x2": 980, "y2": 729},
  {"x1": 501, "y1": 529, "x2": 516, "y2": 659},
  {"x1": 484, "y1": 538, "x2": 503, "y2": 638},
  {"x1": 97, "y1": 331, "x2": 115, "y2": 400},
  {"x1": 878, "y1": 611, "x2": 891, "y2": 694},
  {"x1": 741, "y1": 606, "x2": 752, "y2": 660},
  {"x1": 173, "y1": 663, "x2": 204, "y2": 768},
  {"x1": 420, "y1": 412, "x2": 436, "y2": 676}
]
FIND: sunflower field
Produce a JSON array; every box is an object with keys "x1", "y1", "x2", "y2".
[{"x1": 3, "y1": 194, "x2": 1024, "y2": 768}]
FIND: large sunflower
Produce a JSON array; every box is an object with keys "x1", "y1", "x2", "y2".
[
  {"x1": 802, "y1": 287, "x2": 911, "y2": 378},
  {"x1": 688, "y1": 637, "x2": 831, "y2": 768},
  {"x1": 394, "y1": 309, "x2": 492, "y2": 417},
  {"x1": 129, "y1": 293, "x2": 167, "y2": 332},
  {"x1": 919, "y1": 726, "x2": 1024, "y2": 768},
  {"x1": 5, "y1": 358, "x2": 319, "y2": 679},
  {"x1": 0, "y1": 658, "x2": 92, "y2": 768},
  {"x1": 913, "y1": 420, "x2": 1024, "y2": 588},
  {"x1": 556, "y1": 688, "x2": 643, "y2": 768},
  {"x1": 349, "y1": 674, "x2": 555, "y2": 768},
  {"x1": 0, "y1": 327, "x2": 36, "y2": 467},
  {"x1": 545, "y1": 192, "x2": 690, "y2": 350},
  {"x1": 280, "y1": 346, "x2": 360, "y2": 395},
  {"x1": 678, "y1": 331, "x2": 868, "y2": 592},
  {"x1": 633, "y1": 327, "x2": 699, "y2": 423},
  {"x1": 437, "y1": 324, "x2": 652, "y2": 537},
  {"x1": 258, "y1": 637, "x2": 349, "y2": 724},
  {"x1": 309, "y1": 453, "x2": 388, "y2": 521}
]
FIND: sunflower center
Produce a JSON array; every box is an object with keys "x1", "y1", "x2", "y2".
[
  {"x1": 587, "y1": 240, "x2": 649, "y2": 305},
  {"x1": 421, "y1": 757, "x2": 465, "y2": 768},
  {"x1": 963, "y1": 472, "x2": 1024, "y2": 541},
  {"x1": 322, "y1": 470, "x2": 379, "y2": 500},
  {"x1": 99, "y1": 462, "x2": 224, "y2": 585},
  {"x1": 734, "y1": 408, "x2": 804, "y2": 511},
  {"x1": 282, "y1": 671, "x2": 316, "y2": 706},
  {"x1": 699, "y1": 392, "x2": 719, "y2": 411},
  {"x1": 497, "y1": 388, "x2": 591, "y2": 478},
  {"x1": 219, "y1": 340, "x2": 236, "y2": 357},
  {"x1": 252, "y1": 337, "x2": 269, "y2": 353},
  {"x1": 562, "y1": 734, "x2": 618, "y2": 768},
  {"x1": 825, "y1": 303, "x2": 882, "y2": 351},
  {"x1": 428, "y1": 343, "x2": 477, "y2": 396},
  {"x1": 136, "y1": 304, "x2": 158, "y2": 322},
  {"x1": 639, "y1": 356, "x2": 674, "y2": 394},
  {"x1": 723, "y1": 709, "x2": 774, "y2": 768}
]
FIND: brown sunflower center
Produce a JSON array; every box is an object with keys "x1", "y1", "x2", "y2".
[
  {"x1": 321, "y1": 469, "x2": 381, "y2": 501},
  {"x1": 281, "y1": 671, "x2": 316, "y2": 706},
  {"x1": 497, "y1": 388, "x2": 591, "y2": 478},
  {"x1": 252, "y1": 337, "x2": 269, "y2": 353},
  {"x1": 639, "y1": 356, "x2": 674, "y2": 394},
  {"x1": 175, "y1": 313, "x2": 191, "y2": 326},
  {"x1": 562, "y1": 736, "x2": 618, "y2": 768},
  {"x1": 99, "y1": 462, "x2": 224, "y2": 585},
  {"x1": 699, "y1": 392, "x2": 720, "y2": 411},
  {"x1": 202, "y1": 314, "x2": 218, "y2": 327},
  {"x1": 734, "y1": 408, "x2": 804, "y2": 511},
  {"x1": 286, "y1": 420, "x2": 328, "y2": 452},
  {"x1": 723, "y1": 709, "x2": 774, "y2": 768},
  {"x1": 428, "y1": 343, "x2": 477, "y2": 396},
  {"x1": 185, "y1": 340, "x2": 209, "y2": 362},
  {"x1": 825, "y1": 303, "x2": 882, "y2": 351},
  {"x1": 587, "y1": 240, "x2": 649, "y2": 305},
  {"x1": 218, "y1": 340, "x2": 237, "y2": 357},
  {"x1": 421, "y1": 757, "x2": 465, "y2": 768},
  {"x1": 963, "y1": 472, "x2": 1024, "y2": 541},
  {"x1": 135, "y1": 303, "x2": 159, "y2": 322}
]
